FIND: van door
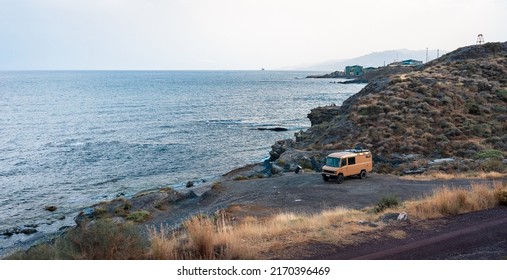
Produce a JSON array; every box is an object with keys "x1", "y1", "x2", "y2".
[
  {"x1": 340, "y1": 157, "x2": 349, "y2": 176},
  {"x1": 345, "y1": 157, "x2": 356, "y2": 176}
]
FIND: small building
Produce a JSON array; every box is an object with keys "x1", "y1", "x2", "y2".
[
  {"x1": 401, "y1": 59, "x2": 423, "y2": 66},
  {"x1": 389, "y1": 59, "x2": 424, "y2": 67},
  {"x1": 344, "y1": 65, "x2": 364, "y2": 76}
]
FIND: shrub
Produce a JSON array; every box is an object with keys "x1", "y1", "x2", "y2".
[
  {"x1": 374, "y1": 195, "x2": 400, "y2": 213},
  {"x1": 127, "y1": 210, "x2": 151, "y2": 223},
  {"x1": 358, "y1": 105, "x2": 383, "y2": 116},
  {"x1": 475, "y1": 149, "x2": 504, "y2": 159},
  {"x1": 8, "y1": 219, "x2": 148, "y2": 260},
  {"x1": 211, "y1": 182, "x2": 224, "y2": 191}
]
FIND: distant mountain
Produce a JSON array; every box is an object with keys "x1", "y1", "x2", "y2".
[{"x1": 284, "y1": 49, "x2": 447, "y2": 71}]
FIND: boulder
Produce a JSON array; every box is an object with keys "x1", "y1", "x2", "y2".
[
  {"x1": 269, "y1": 139, "x2": 295, "y2": 161},
  {"x1": 44, "y1": 205, "x2": 57, "y2": 212},
  {"x1": 397, "y1": 211, "x2": 408, "y2": 221},
  {"x1": 186, "y1": 181, "x2": 194, "y2": 188},
  {"x1": 257, "y1": 127, "x2": 288, "y2": 131},
  {"x1": 307, "y1": 105, "x2": 341, "y2": 126}
]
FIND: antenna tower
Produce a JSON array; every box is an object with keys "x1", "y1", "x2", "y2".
[{"x1": 476, "y1": 34, "x2": 484, "y2": 45}]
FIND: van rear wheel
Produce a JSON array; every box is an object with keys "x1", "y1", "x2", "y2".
[
  {"x1": 360, "y1": 170, "x2": 366, "y2": 179},
  {"x1": 337, "y1": 174, "x2": 344, "y2": 184}
]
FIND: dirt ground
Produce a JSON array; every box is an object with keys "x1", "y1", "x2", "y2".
[
  {"x1": 310, "y1": 206, "x2": 507, "y2": 260},
  {"x1": 149, "y1": 172, "x2": 502, "y2": 226}
]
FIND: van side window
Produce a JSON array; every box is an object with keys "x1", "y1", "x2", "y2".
[
  {"x1": 348, "y1": 157, "x2": 356, "y2": 165},
  {"x1": 341, "y1": 159, "x2": 347, "y2": 167}
]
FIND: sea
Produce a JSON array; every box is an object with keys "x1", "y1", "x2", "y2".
[{"x1": 0, "y1": 70, "x2": 364, "y2": 254}]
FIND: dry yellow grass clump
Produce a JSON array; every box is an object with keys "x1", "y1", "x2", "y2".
[
  {"x1": 402, "y1": 171, "x2": 506, "y2": 181},
  {"x1": 148, "y1": 208, "x2": 383, "y2": 259},
  {"x1": 405, "y1": 181, "x2": 505, "y2": 219}
]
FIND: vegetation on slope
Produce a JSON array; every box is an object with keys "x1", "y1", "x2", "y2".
[{"x1": 297, "y1": 42, "x2": 507, "y2": 173}]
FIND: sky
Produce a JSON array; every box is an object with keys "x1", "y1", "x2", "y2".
[{"x1": 0, "y1": 0, "x2": 506, "y2": 70}]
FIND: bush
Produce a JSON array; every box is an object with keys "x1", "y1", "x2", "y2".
[
  {"x1": 475, "y1": 149, "x2": 504, "y2": 159},
  {"x1": 8, "y1": 219, "x2": 148, "y2": 260},
  {"x1": 127, "y1": 210, "x2": 151, "y2": 223},
  {"x1": 374, "y1": 195, "x2": 400, "y2": 213}
]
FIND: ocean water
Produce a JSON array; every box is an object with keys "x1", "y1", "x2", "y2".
[{"x1": 0, "y1": 70, "x2": 364, "y2": 252}]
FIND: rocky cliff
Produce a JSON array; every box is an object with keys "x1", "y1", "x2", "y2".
[{"x1": 286, "y1": 42, "x2": 507, "y2": 174}]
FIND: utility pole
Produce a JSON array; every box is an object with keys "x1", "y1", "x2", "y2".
[
  {"x1": 437, "y1": 49, "x2": 440, "y2": 58},
  {"x1": 426, "y1": 47, "x2": 429, "y2": 63}
]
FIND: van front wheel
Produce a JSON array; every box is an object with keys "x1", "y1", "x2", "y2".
[
  {"x1": 360, "y1": 170, "x2": 366, "y2": 179},
  {"x1": 337, "y1": 174, "x2": 344, "y2": 184}
]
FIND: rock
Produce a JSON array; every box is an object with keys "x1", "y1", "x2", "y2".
[
  {"x1": 185, "y1": 190, "x2": 198, "y2": 199},
  {"x1": 2, "y1": 228, "x2": 16, "y2": 236},
  {"x1": 20, "y1": 228, "x2": 37, "y2": 235},
  {"x1": 357, "y1": 220, "x2": 379, "y2": 227},
  {"x1": 379, "y1": 213, "x2": 400, "y2": 223},
  {"x1": 57, "y1": 215, "x2": 66, "y2": 220},
  {"x1": 1, "y1": 226, "x2": 38, "y2": 236},
  {"x1": 307, "y1": 105, "x2": 341, "y2": 126},
  {"x1": 75, "y1": 207, "x2": 95, "y2": 226},
  {"x1": 24, "y1": 224, "x2": 38, "y2": 228},
  {"x1": 257, "y1": 127, "x2": 288, "y2": 131},
  {"x1": 44, "y1": 205, "x2": 57, "y2": 212},
  {"x1": 186, "y1": 181, "x2": 194, "y2": 188},
  {"x1": 58, "y1": 226, "x2": 73, "y2": 232},
  {"x1": 397, "y1": 211, "x2": 408, "y2": 221},
  {"x1": 270, "y1": 163, "x2": 284, "y2": 175},
  {"x1": 429, "y1": 158, "x2": 455, "y2": 166},
  {"x1": 269, "y1": 139, "x2": 295, "y2": 161},
  {"x1": 402, "y1": 168, "x2": 426, "y2": 175},
  {"x1": 82, "y1": 207, "x2": 95, "y2": 217}
]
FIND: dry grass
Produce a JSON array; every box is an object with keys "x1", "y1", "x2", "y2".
[
  {"x1": 402, "y1": 171, "x2": 506, "y2": 181},
  {"x1": 10, "y1": 181, "x2": 507, "y2": 260},
  {"x1": 147, "y1": 207, "x2": 384, "y2": 259},
  {"x1": 388, "y1": 230, "x2": 407, "y2": 239},
  {"x1": 404, "y1": 182, "x2": 504, "y2": 219},
  {"x1": 147, "y1": 181, "x2": 507, "y2": 259}
]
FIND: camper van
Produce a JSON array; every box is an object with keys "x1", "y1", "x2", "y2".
[{"x1": 321, "y1": 149, "x2": 373, "y2": 184}]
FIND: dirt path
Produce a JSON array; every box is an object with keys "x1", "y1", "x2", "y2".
[{"x1": 311, "y1": 207, "x2": 507, "y2": 260}]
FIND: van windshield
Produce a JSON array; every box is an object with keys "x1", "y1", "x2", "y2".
[{"x1": 325, "y1": 157, "x2": 340, "y2": 167}]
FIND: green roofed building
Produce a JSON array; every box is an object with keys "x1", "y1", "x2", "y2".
[{"x1": 344, "y1": 65, "x2": 363, "y2": 76}]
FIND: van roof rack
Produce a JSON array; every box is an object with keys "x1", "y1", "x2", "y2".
[{"x1": 345, "y1": 148, "x2": 370, "y2": 153}]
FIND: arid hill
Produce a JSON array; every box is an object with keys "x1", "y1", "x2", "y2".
[{"x1": 289, "y1": 42, "x2": 507, "y2": 174}]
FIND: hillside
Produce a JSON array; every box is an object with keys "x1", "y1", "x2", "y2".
[
  {"x1": 283, "y1": 49, "x2": 444, "y2": 71},
  {"x1": 284, "y1": 42, "x2": 507, "y2": 174}
]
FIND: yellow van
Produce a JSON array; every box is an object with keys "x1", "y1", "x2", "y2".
[{"x1": 321, "y1": 149, "x2": 373, "y2": 183}]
